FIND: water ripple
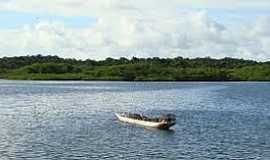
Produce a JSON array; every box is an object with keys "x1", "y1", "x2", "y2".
[{"x1": 0, "y1": 81, "x2": 270, "y2": 159}]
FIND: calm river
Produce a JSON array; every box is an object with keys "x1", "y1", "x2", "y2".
[{"x1": 0, "y1": 80, "x2": 270, "y2": 159}]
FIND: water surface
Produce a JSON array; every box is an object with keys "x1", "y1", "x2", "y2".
[{"x1": 0, "y1": 80, "x2": 270, "y2": 159}]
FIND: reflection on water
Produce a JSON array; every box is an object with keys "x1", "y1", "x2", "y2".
[{"x1": 0, "y1": 81, "x2": 270, "y2": 159}]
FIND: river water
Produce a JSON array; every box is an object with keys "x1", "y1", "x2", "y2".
[{"x1": 0, "y1": 80, "x2": 270, "y2": 159}]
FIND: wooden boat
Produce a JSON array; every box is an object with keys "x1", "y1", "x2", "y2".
[{"x1": 115, "y1": 113, "x2": 176, "y2": 130}]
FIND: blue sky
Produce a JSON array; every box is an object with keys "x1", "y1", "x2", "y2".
[
  {"x1": 0, "y1": 0, "x2": 269, "y2": 61},
  {"x1": 0, "y1": 11, "x2": 96, "y2": 29},
  {"x1": 1, "y1": 7, "x2": 269, "y2": 29}
]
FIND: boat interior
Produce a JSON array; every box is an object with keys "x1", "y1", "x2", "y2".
[{"x1": 120, "y1": 112, "x2": 176, "y2": 123}]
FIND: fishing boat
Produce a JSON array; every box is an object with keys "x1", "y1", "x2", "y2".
[{"x1": 115, "y1": 112, "x2": 176, "y2": 130}]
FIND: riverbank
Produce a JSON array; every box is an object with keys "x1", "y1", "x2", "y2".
[{"x1": 1, "y1": 55, "x2": 270, "y2": 81}]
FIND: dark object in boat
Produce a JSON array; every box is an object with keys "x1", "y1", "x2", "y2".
[
  {"x1": 121, "y1": 113, "x2": 176, "y2": 121},
  {"x1": 117, "y1": 112, "x2": 176, "y2": 129}
]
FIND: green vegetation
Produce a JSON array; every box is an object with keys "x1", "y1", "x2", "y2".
[{"x1": 0, "y1": 55, "x2": 270, "y2": 81}]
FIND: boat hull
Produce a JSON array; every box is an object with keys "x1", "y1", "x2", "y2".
[{"x1": 115, "y1": 113, "x2": 175, "y2": 130}]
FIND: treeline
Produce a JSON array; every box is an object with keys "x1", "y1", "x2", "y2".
[
  {"x1": 0, "y1": 54, "x2": 260, "y2": 69},
  {"x1": 0, "y1": 55, "x2": 270, "y2": 81}
]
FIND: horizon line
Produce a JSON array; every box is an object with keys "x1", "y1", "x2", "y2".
[{"x1": 0, "y1": 54, "x2": 269, "y2": 63}]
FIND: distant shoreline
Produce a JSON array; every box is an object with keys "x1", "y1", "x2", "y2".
[
  {"x1": 1, "y1": 78, "x2": 270, "y2": 82},
  {"x1": 1, "y1": 55, "x2": 270, "y2": 81}
]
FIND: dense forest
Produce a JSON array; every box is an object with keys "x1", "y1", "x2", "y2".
[{"x1": 0, "y1": 55, "x2": 270, "y2": 81}]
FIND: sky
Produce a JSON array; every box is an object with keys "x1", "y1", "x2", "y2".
[{"x1": 0, "y1": 0, "x2": 269, "y2": 61}]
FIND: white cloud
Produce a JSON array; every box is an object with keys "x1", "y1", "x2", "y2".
[
  {"x1": 0, "y1": 0, "x2": 269, "y2": 60},
  {"x1": 1, "y1": 0, "x2": 270, "y2": 17}
]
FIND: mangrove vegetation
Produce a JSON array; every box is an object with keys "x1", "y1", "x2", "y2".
[{"x1": 0, "y1": 55, "x2": 270, "y2": 81}]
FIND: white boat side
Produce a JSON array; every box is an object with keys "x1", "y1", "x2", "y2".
[{"x1": 115, "y1": 113, "x2": 175, "y2": 129}]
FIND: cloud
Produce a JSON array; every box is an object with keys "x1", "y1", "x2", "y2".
[
  {"x1": 1, "y1": 0, "x2": 270, "y2": 17},
  {"x1": 0, "y1": 0, "x2": 269, "y2": 61}
]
